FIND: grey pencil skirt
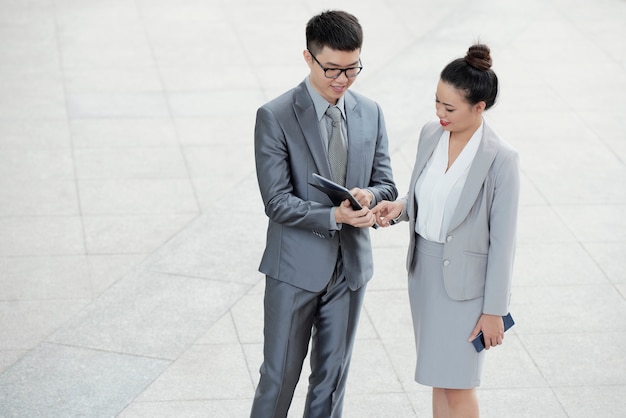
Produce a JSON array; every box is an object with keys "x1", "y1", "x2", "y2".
[{"x1": 409, "y1": 235, "x2": 485, "y2": 389}]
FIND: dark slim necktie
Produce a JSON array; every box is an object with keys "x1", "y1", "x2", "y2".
[{"x1": 325, "y1": 105, "x2": 347, "y2": 186}]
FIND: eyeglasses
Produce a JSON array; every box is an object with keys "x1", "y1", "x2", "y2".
[{"x1": 309, "y1": 51, "x2": 363, "y2": 79}]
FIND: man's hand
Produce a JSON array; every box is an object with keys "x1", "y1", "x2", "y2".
[
  {"x1": 350, "y1": 187, "x2": 374, "y2": 208},
  {"x1": 334, "y1": 199, "x2": 376, "y2": 228}
]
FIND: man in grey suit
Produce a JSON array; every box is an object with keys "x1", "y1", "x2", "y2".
[{"x1": 251, "y1": 10, "x2": 397, "y2": 418}]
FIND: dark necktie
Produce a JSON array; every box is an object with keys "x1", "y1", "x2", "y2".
[{"x1": 326, "y1": 105, "x2": 347, "y2": 186}]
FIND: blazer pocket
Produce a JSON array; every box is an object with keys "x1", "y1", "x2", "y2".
[{"x1": 461, "y1": 251, "x2": 488, "y2": 299}]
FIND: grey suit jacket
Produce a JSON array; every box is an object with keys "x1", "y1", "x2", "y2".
[
  {"x1": 398, "y1": 119, "x2": 519, "y2": 315},
  {"x1": 255, "y1": 80, "x2": 397, "y2": 292}
]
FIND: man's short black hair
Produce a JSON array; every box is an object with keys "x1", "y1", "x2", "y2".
[{"x1": 306, "y1": 10, "x2": 363, "y2": 55}]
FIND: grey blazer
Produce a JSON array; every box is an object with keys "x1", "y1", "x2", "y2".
[
  {"x1": 255, "y1": 80, "x2": 397, "y2": 292},
  {"x1": 398, "y1": 119, "x2": 519, "y2": 315}
]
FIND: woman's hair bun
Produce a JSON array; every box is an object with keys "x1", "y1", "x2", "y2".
[{"x1": 465, "y1": 44, "x2": 492, "y2": 71}]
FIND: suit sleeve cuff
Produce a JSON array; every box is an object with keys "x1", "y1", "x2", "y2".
[{"x1": 330, "y1": 209, "x2": 342, "y2": 231}]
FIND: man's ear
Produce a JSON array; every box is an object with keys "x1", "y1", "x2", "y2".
[{"x1": 303, "y1": 49, "x2": 312, "y2": 64}]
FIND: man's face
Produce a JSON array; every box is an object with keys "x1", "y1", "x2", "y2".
[{"x1": 304, "y1": 47, "x2": 361, "y2": 104}]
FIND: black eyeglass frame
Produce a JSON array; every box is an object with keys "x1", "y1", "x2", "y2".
[{"x1": 308, "y1": 50, "x2": 363, "y2": 79}]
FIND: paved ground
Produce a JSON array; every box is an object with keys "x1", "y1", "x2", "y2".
[{"x1": 1, "y1": 0, "x2": 625, "y2": 417}]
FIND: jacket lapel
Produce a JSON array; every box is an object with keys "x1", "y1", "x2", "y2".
[
  {"x1": 344, "y1": 92, "x2": 362, "y2": 187},
  {"x1": 293, "y1": 82, "x2": 332, "y2": 180},
  {"x1": 408, "y1": 122, "x2": 440, "y2": 219},
  {"x1": 447, "y1": 122, "x2": 499, "y2": 231}
]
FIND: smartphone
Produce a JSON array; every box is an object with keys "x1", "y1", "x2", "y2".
[{"x1": 471, "y1": 313, "x2": 515, "y2": 352}]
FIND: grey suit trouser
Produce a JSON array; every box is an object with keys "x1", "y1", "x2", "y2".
[{"x1": 250, "y1": 269, "x2": 366, "y2": 418}]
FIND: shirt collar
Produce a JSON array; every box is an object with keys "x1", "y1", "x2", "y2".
[{"x1": 304, "y1": 77, "x2": 346, "y2": 122}]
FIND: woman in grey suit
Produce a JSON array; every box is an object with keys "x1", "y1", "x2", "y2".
[{"x1": 373, "y1": 44, "x2": 520, "y2": 418}]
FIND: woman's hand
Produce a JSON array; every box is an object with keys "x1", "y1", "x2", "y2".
[
  {"x1": 469, "y1": 314, "x2": 505, "y2": 350},
  {"x1": 372, "y1": 200, "x2": 403, "y2": 227}
]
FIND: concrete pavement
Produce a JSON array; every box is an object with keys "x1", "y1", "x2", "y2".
[{"x1": 1, "y1": 0, "x2": 625, "y2": 416}]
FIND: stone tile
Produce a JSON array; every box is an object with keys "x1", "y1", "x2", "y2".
[
  {"x1": 159, "y1": 65, "x2": 258, "y2": 91},
  {"x1": 603, "y1": 135, "x2": 626, "y2": 164},
  {"x1": 583, "y1": 242, "x2": 626, "y2": 284},
  {"x1": 78, "y1": 179, "x2": 198, "y2": 215},
  {"x1": 478, "y1": 388, "x2": 568, "y2": 418},
  {"x1": 368, "y1": 217, "x2": 410, "y2": 250},
  {"x1": 555, "y1": 205, "x2": 626, "y2": 242},
  {"x1": 70, "y1": 118, "x2": 179, "y2": 148},
  {"x1": 147, "y1": 212, "x2": 265, "y2": 285},
  {"x1": 0, "y1": 92, "x2": 67, "y2": 119},
  {"x1": 119, "y1": 399, "x2": 251, "y2": 418},
  {"x1": 380, "y1": 338, "x2": 418, "y2": 387},
  {"x1": 519, "y1": 172, "x2": 548, "y2": 206},
  {"x1": 231, "y1": 293, "x2": 264, "y2": 345},
  {"x1": 49, "y1": 271, "x2": 250, "y2": 359},
  {"x1": 0, "y1": 299, "x2": 90, "y2": 350},
  {"x1": 205, "y1": 174, "x2": 266, "y2": 215},
  {"x1": 0, "y1": 343, "x2": 170, "y2": 418},
  {"x1": 243, "y1": 342, "x2": 264, "y2": 389},
  {"x1": 0, "y1": 255, "x2": 92, "y2": 300},
  {"x1": 136, "y1": 0, "x2": 225, "y2": 22},
  {"x1": 0, "y1": 216, "x2": 85, "y2": 256},
  {"x1": 404, "y1": 389, "x2": 432, "y2": 417},
  {"x1": 480, "y1": 334, "x2": 548, "y2": 389},
  {"x1": 74, "y1": 147, "x2": 189, "y2": 180},
  {"x1": 54, "y1": 1, "x2": 141, "y2": 20},
  {"x1": 521, "y1": 332, "x2": 626, "y2": 386},
  {"x1": 174, "y1": 116, "x2": 255, "y2": 146},
  {"x1": 86, "y1": 254, "x2": 147, "y2": 296},
  {"x1": 0, "y1": 148, "x2": 74, "y2": 181},
  {"x1": 516, "y1": 206, "x2": 577, "y2": 244},
  {"x1": 60, "y1": 43, "x2": 155, "y2": 70},
  {"x1": 192, "y1": 178, "x2": 245, "y2": 213},
  {"x1": 223, "y1": 1, "x2": 310, "y2": 24},
  {"x1": 0, "y1": 180, "x2": 79, "y2": 216},
  {"x1": 182, "y1": 144, "x2": 255, "y2": 179},
  {"x1": 194, "y1": 311, "x2": 239, "y2": 345},
  {"x1": 344, "y1": 392, "x2": 417, "y2": 417},
  {"x1": 370, "y1": 246, "x2": 410, "y2": 291},
  {"x1": 513, "y1": 242, "x2": 610, "y2": 287},
  {"x1": 555, "y1": 385, "x2": 626, "y2": 418},
  {"x1": 349, "y1": 339, "x2": 404, "y2": 394},
  {"x1": 146, "y1": 22, "x2": 247, "y2": 68},
  {"x1": 167, "y1": 90, "x2": 265, "y2": 118},
  {"x1": 581, "y1": 111, "x2": 626, "y2": 147},
  {"x1": 514, "y1": 128, "x2": 622, "y2": 171},
  {"x1": 362, "y1": 289, "x2": 414, "y2": 343},
  {"x1": 353, "y1": 302, "x2": 379, "y2": 341},
  {"x1": 0, "y1": 43, "x2": 60, "y2": 72},
  {"x1": 542, "y1": 167, "x2": 626, "y2": 205},
  {"x1": 0, "y1": 350, "x2": 27, "y2": 374},
  {"x1": 0, "y1": 119, "x2": 70, "y2": 149},
  {"x1": 136, "y1": 344, "x2": 253, "y2": 402},
  {"x1": 67, "y1": 92, "x2": 170, "y2": 118},
  {"x1": 63, "y1": 67, "x2": 163, "y2": 93},
  {"x1": 511, "y1": 285, "x2": 626, "y2": 334}
]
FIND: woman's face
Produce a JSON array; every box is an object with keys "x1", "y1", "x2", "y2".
[{"x1": 435, "y1": 80, "x2": 484, "y2": 134}]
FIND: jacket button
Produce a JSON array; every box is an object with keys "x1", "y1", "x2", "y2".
[
  {"x1": 443, "y1": 259, "x2": 450, "y2": 267},
  {"x1": 446, "y1": 235, "x2": 453, "y2": 242}
]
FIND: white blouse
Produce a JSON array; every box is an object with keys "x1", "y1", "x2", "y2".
[{"x1": 415, "y1": 121, "x2": 483, "y2": 243}]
